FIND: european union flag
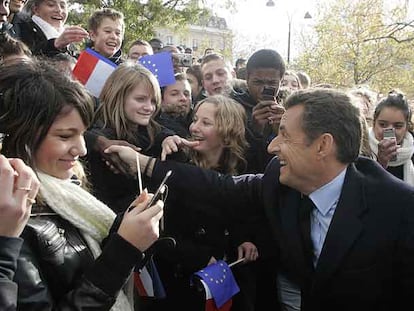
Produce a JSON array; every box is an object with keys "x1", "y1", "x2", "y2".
[
  {"x1": 139, "y1": 52, "x2": 176, "y2": 87},
  {"x1": 193, "y1": 260, "x2": 240, "y2": 308}
]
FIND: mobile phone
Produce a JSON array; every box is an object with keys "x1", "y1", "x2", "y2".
[
  {"x1": 383, "y1": 128, "x2": 397, "y2": 161},
  {"x1": 383, "y1": 127, "x2": 396, "y2": 140},
  {"x1": 145, "y1": 170, "x2": 172, "y2": 209},
  {"x1": 261, "y1": 86, "x2": 277, "y2": 101}
]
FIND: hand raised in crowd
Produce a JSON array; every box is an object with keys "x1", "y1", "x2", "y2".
[
  {"x1": 161, "y1": 135, "x2": 199, "y2": 161},
  {"x1": 118, "y1": 189, "x2": 164, "y2": 252},
  {"x1": 54, "y1": 26, "x2": 89, "y2": 50},
  {"x1": 252, "y1": 100, "x2": 285, "y2": 134},
  {"x1": 0, "y1": 155, "x2": 40, "y2": 238},
  {"x1": 376, "y1": 137, "x2": 399, "y2": 168}
]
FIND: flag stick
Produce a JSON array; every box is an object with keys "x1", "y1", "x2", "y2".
[
  {"x1": 136, "y1": 153, "x2": 143, "y2": 194},
  {"x1": 228, "y1": 258, "x2": 245, "y2": 268}
]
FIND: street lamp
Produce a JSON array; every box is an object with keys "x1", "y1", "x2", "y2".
[{"x1": 287, "y1": 11, "x2": 312, "y2": 64}]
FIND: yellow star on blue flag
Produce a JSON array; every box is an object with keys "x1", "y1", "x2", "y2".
[{"x1": 193, "y1": 260, "x2": 240, "y2": 308}]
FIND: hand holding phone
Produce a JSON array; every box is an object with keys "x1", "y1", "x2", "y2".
[
  {"x1": 145, "y1": 170, "x2": 172, "y2": 209},
  {"x1": 382, "y1": 128, "x2": 397, "y2": 161},
  {"x1": 261, "y1": 86, "x2": 277, "y2": 101},
  {"x1": 383, "y1": 127, "x2": 396, "y2": 140}
]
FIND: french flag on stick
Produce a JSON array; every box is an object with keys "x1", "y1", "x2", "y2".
[
  {"x1": 134, "y1": 257, "x2": 166, "y2": 299},
  {"x1": 72, "y1": 48, "x2": 117, "y2": 98}
]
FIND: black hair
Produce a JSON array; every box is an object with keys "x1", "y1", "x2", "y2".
[
  {"x1": 246, "y1": 49, "x2": 286, "y2": 78},
  {"x1": 0, "y1": 60, "x2": 94, "y2": 168},
  {"x1": 373, "y1": 90, "x2": 411, "y2": 126}
]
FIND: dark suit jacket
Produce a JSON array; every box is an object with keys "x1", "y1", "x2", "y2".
[{"x1": 150, "y1": 156, "x2": 414, "y2": 311}]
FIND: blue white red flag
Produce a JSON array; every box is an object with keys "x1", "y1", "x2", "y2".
[
  {"x1": 72, "y1": 48, "x2": 117, "y2": 97},
  {"x1": 134, "y1": 257, "x2": 166, "y2": 299},
  {"x1": 193, "y1": 260, "x2": 240, "y2": 311},
  {"x1": 200, "y1": 279, "x2": 233, "y2": 311},
  {"x1": 138, "y1": 52, "x2": 176, "y2": 87}
]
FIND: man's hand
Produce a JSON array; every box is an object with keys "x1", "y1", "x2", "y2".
[
  {"x1": 237, "y1": 241, "x2": 259, "y2": 262},
  {"x1": 97, "y1": 136, "x2": 140, "y2": 176}
]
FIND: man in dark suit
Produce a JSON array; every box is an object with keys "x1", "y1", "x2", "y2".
[{"x1": 107, "y1": 88, "x2": 414, "y2": 310}]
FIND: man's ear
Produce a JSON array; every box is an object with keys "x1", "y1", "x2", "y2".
[{"x1": 316, "y1": 133, "x2": 334, "y2": 158}]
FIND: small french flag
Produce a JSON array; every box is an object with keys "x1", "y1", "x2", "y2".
[
  {"x1": 134, "y1": 257, "x2": 166, "y2": 299},
  {"x1": 72, "y1": 48, "x2": 117, "y2": 98},
  {"x1": 200, "y1": 280, "x2": 233, "y2": 311}
]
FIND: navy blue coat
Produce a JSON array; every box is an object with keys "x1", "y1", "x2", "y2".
[{"x1": 150, "y1": 156, "x2": 414, "y2": 311}]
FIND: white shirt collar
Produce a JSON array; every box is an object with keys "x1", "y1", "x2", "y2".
[{"x1": 32, "y1": 15, "x2": 63, "y2": 40}]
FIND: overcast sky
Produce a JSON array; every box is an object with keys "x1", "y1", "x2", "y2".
[{"x1": 205, "y1": 0, "x2": 413, "y2": 59}]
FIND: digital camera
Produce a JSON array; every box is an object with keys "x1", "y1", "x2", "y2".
[{"x1": 173, "y1": 53, "x2": 193, "y2": 67}]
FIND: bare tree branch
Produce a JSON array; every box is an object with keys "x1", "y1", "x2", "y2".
[
  {"x1": 162, "y1": 0, "x2": 181, "y2": 8},
  {"x1": 363, "y1": 19, "x2": 414, "y2": 43}
]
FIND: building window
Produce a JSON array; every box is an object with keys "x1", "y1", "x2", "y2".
[
  {"x1": 166, "y1": 36, "x2": 173, "y2": 45},
  {"x1": 192, "y1": 39, "x2": 198, "y2": 51}
]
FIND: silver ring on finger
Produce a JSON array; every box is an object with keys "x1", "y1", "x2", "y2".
[{"x1": 16, "y1": 186, "x2": 32, "y2": 191}]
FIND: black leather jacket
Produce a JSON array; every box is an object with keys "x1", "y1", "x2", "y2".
[
  {"x1": 14, "y1": 207, "x2": 143, "y2": 310},
  {"x1": 0, "y1": 236, "x2": 23, "y2": 310}
]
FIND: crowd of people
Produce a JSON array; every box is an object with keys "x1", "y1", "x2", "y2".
[{"x1": 1, "y1": 0, "x2": 414, "y2": 310}]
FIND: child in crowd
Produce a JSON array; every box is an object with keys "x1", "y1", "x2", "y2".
[{"x1": 87, "y1": 7, "x2": 124, "y2": 64}]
